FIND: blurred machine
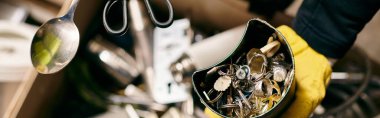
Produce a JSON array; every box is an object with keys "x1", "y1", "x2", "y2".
[{"x1": 313, "y1": 47, "x2": 379, "y2": 118}]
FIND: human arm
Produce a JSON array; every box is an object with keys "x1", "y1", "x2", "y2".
[{"x1": 293, "y1": 0, "x2": 380, "y2": 59}]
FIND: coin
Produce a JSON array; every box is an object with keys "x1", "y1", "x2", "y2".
[
  {"x1": 273, "y1": 65, "x2": 287, "y2": 82},
  {"x1": 214, "y1": 75, "x2": 232, "y2": 91}
]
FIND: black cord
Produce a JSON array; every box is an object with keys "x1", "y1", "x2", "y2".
[{"x1": 315, "y1": 47, "x2": 372, "y2": 117}]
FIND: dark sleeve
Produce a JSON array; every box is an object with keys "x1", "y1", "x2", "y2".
[
  {"x1": 249, "y1": 0, "x2": 294, "y2": 18},
  {"x1": 293, "y1": 0, "x2": 380, "y2": 58}
]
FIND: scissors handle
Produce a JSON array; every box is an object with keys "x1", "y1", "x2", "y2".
[
  {"x1": 103, "y1": 0, "x2": 174, "y2": 34},
  {"x1": 103, "y1": 0, "x2": 128, "y2": 34},
  {"x1": 144, "y1": 0, "x2": 174, "y2": 28}
]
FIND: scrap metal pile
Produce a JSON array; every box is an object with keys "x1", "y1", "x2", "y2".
[{"x1": 201, "y1": 35, "x2": 294, "y2": 117}]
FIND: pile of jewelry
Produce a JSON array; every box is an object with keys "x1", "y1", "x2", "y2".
[{"x1": 201, "y1": 36, "x2": 293, "y2": 117}]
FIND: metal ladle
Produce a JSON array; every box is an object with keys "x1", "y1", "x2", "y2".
[{"x1": 30, "y1": 0, "x2": 80, "y2": 74}]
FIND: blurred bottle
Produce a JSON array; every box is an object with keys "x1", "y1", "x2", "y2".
[
  {"x1": 0, "y1": 2, "x2": 27, "y2": 23},
  {"x1": 170, "y1": 25, "x2": 245, "y2": 82}
]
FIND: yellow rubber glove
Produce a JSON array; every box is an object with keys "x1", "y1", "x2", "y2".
[
  {"x1": 205, "y1": 107, "x2": 222, "y2": 118},
  {"x1": 277, "y1": 25, "x2": 332, "y2": 118},
  {"x1": 204, "y1": 25, "x2": 332, "y2": 118}
]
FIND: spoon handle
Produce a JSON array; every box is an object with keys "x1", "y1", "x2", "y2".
[{"x1": 57, "y1": 0, "x2": 80, "y2": 20}]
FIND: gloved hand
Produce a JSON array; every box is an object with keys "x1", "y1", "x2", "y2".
[
  {"x1": 277, "y1": 25, "x2": 332, "y2": 118},
  {"x1": 204, "y1": 25, "x2": 332, "y2": 118},
  {"x1": 205, "y1": 107, "x2": 222, "y2": 118}
]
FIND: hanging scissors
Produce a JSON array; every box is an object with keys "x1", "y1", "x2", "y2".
[{"x1": 103, "y1": 0, "x2": 174, "y2": 35}]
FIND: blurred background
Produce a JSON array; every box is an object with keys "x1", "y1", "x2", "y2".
[{"x1": 0, "y1": 0, "x2": 379, "y2": 117}]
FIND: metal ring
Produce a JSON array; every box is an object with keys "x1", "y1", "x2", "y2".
[
  {"x1": 248, "y1": 53, "x2": 268, "y2": 78},
  {"x1": 254, "y1": 53, "x2": 268, "y2": 68},
  {"x1": 219, "y1": 103, "x2": 239, "y2": 109},
  {"x1": 206, "y1": 89, "x2": 224, "y2": 104}
]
